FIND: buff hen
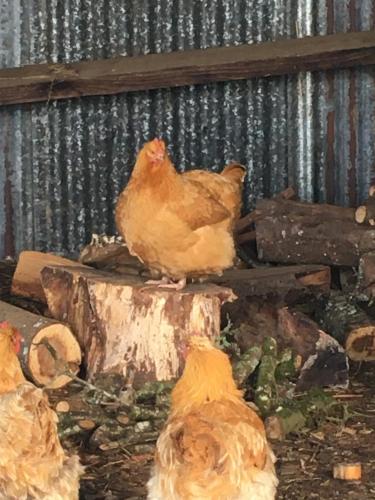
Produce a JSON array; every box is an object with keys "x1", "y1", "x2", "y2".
[
  {"x1": 0, "y1": 321, "x2": 83, "y2": 500},
  {"x1": 115, "y1": 138, "x2": 245, "y2": 289},
  {"x1": 147, "y1": 335, "x2": 278, "y2": 499}
]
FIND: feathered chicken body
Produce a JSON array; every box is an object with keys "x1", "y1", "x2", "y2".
[
  {"x1": 0, "y1": 321, "x2": 83, "y2": 500},
  {"x1": 147, "y1": 335, "x2": 278, "y2": 500},
  {"x1": 115, "y1": 139, "x2": 245, "y2": 288}
]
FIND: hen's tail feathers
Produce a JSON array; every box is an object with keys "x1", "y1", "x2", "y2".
[{"x1": 221, "y1": 163, "x2": 247, "y2": 185}]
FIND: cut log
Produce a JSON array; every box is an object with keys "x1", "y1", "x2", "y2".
[
  {"x1": 355, "y1": 198, "x2": 375, "y2": 225},
  {"x1": 315, "y1": 292, "x2": 375, "y2": 361},
  {"x1": 0, "y1": 300, "x2": 81, "y2": 388},
  {"x1": 255, "y1": 199, "x2": 375, "y2": 266},
  {"x1": 214, "y1": 265, "x2": 330, "y2": 299},
  {"x1": 369, "y1": 185, "x2": 375, "y2": 198},
  {"x1": 55, "y1": 401, "x2": 70, "y2": 413},
  {"x1": 78, "y1": 419, "x2": 96, "y2": 430},
  {"x1": 11, "y1": 251, "x2": 84, "y2": 304},
  {"x1": 214, "y1": 265, "x2": 331, "y2": 331},
  {"x1": 41, "y1": 265, "x2": 235, "y2": 384},
  {"x1": 236, "y1": 186, "x2": 296, "y2": 234}
]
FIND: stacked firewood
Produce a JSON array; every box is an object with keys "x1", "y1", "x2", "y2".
[{"x1": 1, "y1": 185, "x2": 375, "y2": 444}]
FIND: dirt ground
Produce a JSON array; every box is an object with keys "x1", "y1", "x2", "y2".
[{"x1": 69, "y1": 364, "x2": 375, "y2": 500}]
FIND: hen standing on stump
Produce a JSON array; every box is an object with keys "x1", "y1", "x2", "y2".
[
  {"x1": 0, "y1": 321, "x2": 83, "y2": 500},
  {"x1": 147, "y1": 335, "x2": 278, "y2": 500},
  {"x1": 115, "y1": 139, "x2": 246, "y2": 290}
]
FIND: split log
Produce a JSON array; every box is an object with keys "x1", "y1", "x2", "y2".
[
  {"x1": 11, "y1": 251, "x2": 84, "y2": 304},
  {"x1": 41, "y1": 265, "x2": 235, "y2": 384},
  {"x1": 0, "y1": 300, "x2": 81, "y2": 388},
  {"x1": 315, "y1": 293, "x2": 375, "y2": 361},
  {"x1": 255, "y1": 199, "x2": 375, "y2": 266}
]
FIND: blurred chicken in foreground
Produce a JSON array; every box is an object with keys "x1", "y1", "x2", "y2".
[
  {"x1": 147, "y1": 334, "x2": 278, "y2": 499},
  {"x1": 0, "y1": 321, "x2": 83, "y2": 499},
  {"x1": 115, "y1": 139, "x2": 246, "y2": 290}
]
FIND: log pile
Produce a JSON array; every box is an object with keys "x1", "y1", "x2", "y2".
[{"x1": 1, "y1": 184, "x2": 375, "y2": 447}]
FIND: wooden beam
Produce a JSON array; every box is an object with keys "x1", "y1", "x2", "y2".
[{"x1": 1, "y1": 31, "x2": 375, "y2": 106}]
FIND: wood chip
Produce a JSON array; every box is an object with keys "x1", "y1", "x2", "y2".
[{"x1": 333, "y1": 463, "x2": 362, "y2": 481}]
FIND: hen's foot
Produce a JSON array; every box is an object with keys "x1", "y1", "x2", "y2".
[
  {"x1": 144, "y1": 276, "x2": 170, "y2": 286},
  {"x1": 144, "y1": 277, "x2": 187, "y2": 291}
]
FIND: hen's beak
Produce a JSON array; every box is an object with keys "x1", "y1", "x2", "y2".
[{"x1": 147, "y1": 138, "x2": 166, "y2": 163}]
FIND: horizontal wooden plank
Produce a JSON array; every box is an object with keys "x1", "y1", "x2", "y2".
[{"x1": 0, "y1": 31, "x2": 375, "y2": 106}]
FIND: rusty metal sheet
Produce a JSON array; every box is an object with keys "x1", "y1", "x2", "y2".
[{"x1": 0, "y1": 0, "x2": 374, "y2": 257}]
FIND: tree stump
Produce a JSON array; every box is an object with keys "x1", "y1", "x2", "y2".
[
  {"x1": 0, "y1": 300, "x2": 81, "y2": 388},
  {"x1": 255, "y1": 199, "x2": 375, "y2": 266},
  {"x1": 41, "y1": 265, "x2": 236, "y2": 384}
]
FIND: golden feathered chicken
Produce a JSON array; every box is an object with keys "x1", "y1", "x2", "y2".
[
  {"x1": 0, "y1": 321, "x2": 83, "y2": 499},
  {"x1": 115, "y1": 139, "x2": 246, "y2": 289},
  {"x1": 147, "y1": 335, "x2": 278, "y2": 499}
]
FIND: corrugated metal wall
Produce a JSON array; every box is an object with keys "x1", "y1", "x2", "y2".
[{"x1": 0, "y1": 0, "x2": 374, "y2": 258}]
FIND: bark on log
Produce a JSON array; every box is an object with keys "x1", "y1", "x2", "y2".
[
  {"x1": 214, "y1": 265, "x2": 331, "y2": 331},
  {"x1": 0, "y1": 300, "x2": 81, "y2": 388},
  {"x1": 255, "y1": 199, "x2": 375, "y2": 266},
  {"x1": 315, "y1": 293, "x2": 375, "y2": 362},
  {"x1": 358, "y1": 252, "x2": 375, "y2": 298},
  {"x1": 235, "y1": 186, "x2": 296, "y2": 234},
  {"x1": 214, "y1": 265, "x2": 330, "y2": 299},
  {"x1": 11, "y1": 251, "x2": 84, "y2": 304},
  {"x1": 41, "y1": 265, "x2": 235, "y2": 384}
]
